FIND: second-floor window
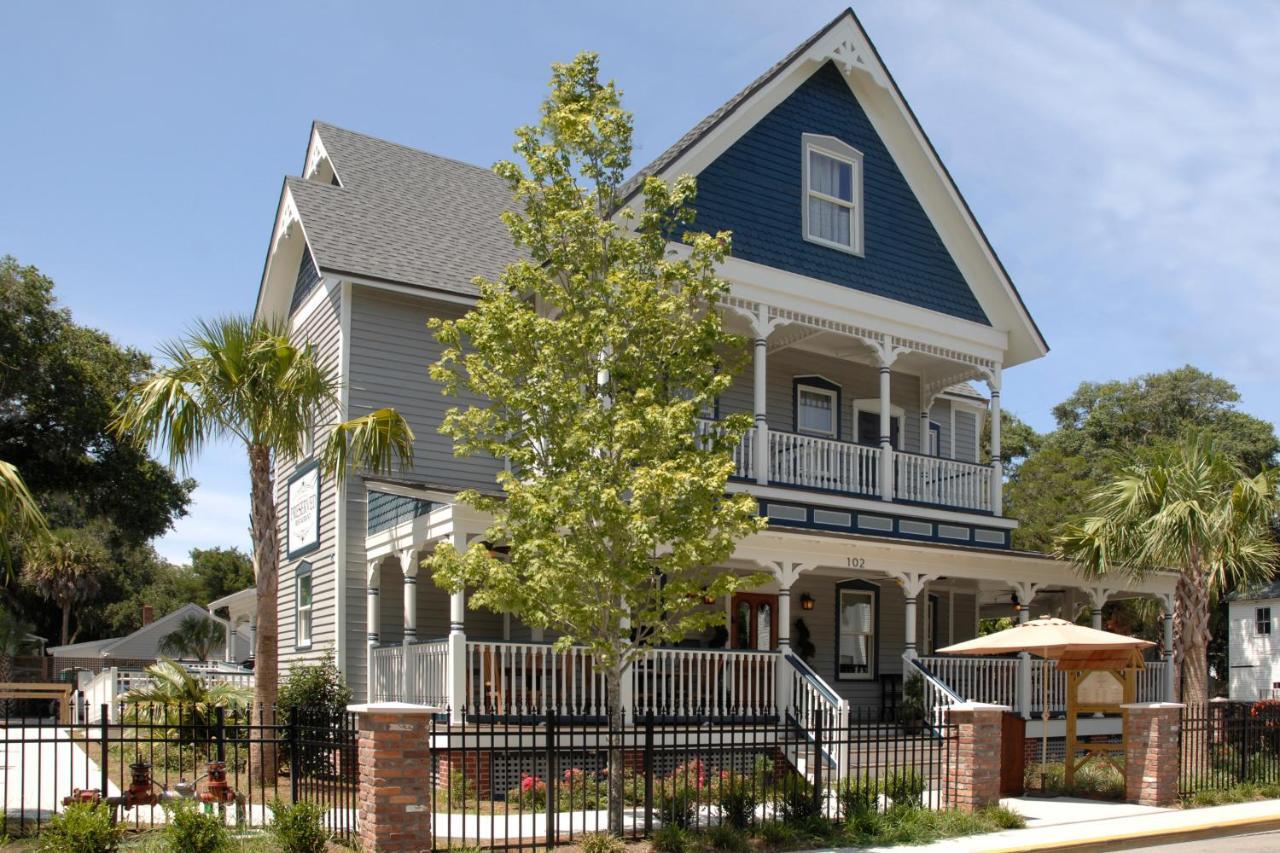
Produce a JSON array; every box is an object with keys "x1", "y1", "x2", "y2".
[
  {"x1": 296, "y1": 563, "x2": 314, "y2": 648},
  {"x1": 796, "y1": 384, "x2": 838, "y2": 437},
  {"x1": 1258, "y1": 607, "x2": 1272, "y2": 636},
  {"x1": 803, "y1": 134, "x2": 864, "y2": 254}
]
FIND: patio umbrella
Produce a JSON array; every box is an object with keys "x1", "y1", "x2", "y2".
[{"x1": 935, "y1": 617, "x2": 1155, "y2": 787}]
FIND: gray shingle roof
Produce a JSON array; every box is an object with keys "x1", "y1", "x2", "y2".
[
  {"x1": 1230, "y1": 579, "x2": 1280, "y2": 602},
  {"x1": 944, "y1": 382, "x2": 985, "y2": 401},
  {"x1": 293, "y1": 122, "x2": 524, "y2": 296}
]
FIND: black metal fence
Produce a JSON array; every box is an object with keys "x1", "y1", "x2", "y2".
[
  {"x1": 1181, "y1": 701, "x2": 1280, "y2": 795},
  {"x1": 429, "y1": 705, "x2": 957, "y2": 851},
  {"x1": 0, "y1": 699, "x2": 357, "y2": 843}
]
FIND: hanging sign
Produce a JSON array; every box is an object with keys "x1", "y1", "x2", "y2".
[{"x1": 287, "y1": 464, "x2": 320, "y2": 557}]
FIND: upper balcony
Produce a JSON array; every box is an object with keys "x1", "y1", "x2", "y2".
[{"x1": 713, "y1": 289, "x2": 1010, "y2": 529}]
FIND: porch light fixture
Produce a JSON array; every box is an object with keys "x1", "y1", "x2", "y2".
[
  {"x1": 702, "y1": 593, "x2": 718, "y2": 606},
  {"x1": 800, "y1": 593, "x2": 815, "y2": 611}
]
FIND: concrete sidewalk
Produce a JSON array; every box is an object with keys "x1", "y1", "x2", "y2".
[{"x1": 816, "y1": 797, "x2": 1280, "y2": 852}]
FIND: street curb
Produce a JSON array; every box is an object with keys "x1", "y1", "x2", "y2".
[{"x1": 977, "y1": 811, "x2": 1280, "y2": 852}]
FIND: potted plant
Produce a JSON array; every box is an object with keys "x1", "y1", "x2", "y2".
[{"x1": 901, "y1": 672, "x2": 925, "y2": 734}]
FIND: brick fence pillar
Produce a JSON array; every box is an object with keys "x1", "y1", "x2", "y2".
[
  {"x1": 349, "y1": 702, "x2": 440, "y2": 852},
  {"x1": 1122, "y1": 702, "x2": 1184, "y2": 807},
  {"x1": 946, "y1": 703, "x2": 1008, "y2": 813}
]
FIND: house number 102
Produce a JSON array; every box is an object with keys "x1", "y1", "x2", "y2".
[{"x1": 846, "y1": 557, "x2": 866, "y2": 569}]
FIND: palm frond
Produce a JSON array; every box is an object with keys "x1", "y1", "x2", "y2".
[
  {"x1": 0, "y1": 459, "x2": 48, "y2": 578},
  {"x1": 321, "y1": 408, "x2": 416, "y2": 479}
]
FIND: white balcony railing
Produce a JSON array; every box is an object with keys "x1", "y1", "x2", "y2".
[
  {"x1": 465, "y1": 640, "x2": 607, "y2": 716},
  {"x1": 895, "y1": 451, "x2": 992, "y2": 513},
  {"x1": 768, "y1": 430, "x2": 881, "y2": 496},
  {"x1": 917, "y1": 655, "x2": 1019, "y2": 707}
]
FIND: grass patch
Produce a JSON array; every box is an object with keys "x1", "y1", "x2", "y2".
[
  {"x1": 1184, "y1": 782, "x2": 1280, "y2": 808},
  {"x1": 1024, "y1": 760, "x2": 1125, "y2": 799}
]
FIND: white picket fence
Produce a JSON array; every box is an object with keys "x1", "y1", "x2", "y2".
[{"x1": 76, "y1": 665, "x2": 255, "y2": 723}]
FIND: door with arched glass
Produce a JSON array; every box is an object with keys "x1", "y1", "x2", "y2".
[{"x1": 731, "y1": 593, "x2": 779, "y2": 651}]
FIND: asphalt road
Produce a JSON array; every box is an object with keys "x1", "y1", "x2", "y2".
[{"x1": 1119, "y1": 829, "x2": 1280, "y2": 851}]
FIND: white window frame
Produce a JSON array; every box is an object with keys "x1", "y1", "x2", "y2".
[
  {"x1": 1257, "y1": 607, "x2": 1272, "y2": 636},
  {"x1": 296, "y1": 566, "x2": 314, "y2": 649},
  {"x1": 836, "y1": 582, "x2": 877, "y2": 681},
  {"x1": 802, "y1": 133, "x2": 864, "y2": 256},
  {"x1": 796, "y1": 383, "x2": 839, "y2": 438},
  {"x1": 852, "y1": 399, "x2": 905, "y2": 446}
]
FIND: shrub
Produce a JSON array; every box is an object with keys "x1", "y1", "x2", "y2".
[
  {"x1": 651, "y1": 824, "x2": 692, "y2": 853},
  {"x1": 578, "y1": 832, "x2": 625, "y2": 853},
  {"x1": 754, "y1": 820, "x2": 795, "y2": 851},
  {"x1": 715, "y1": 772, "x2": 756, "y2": 830},
  {"x1": 36, "y1": 802, "x2": 124, "y2": 853},
  {"x1": 836, "y1": 777, "x2": 879, "y2": 818},
  {"x1": 776, "y1": 774, "x2": 818, "y2": 824},
  {"x1": 277, "y1": 657, "x2": 353, "y2": 777},
  {"x1": 505, "y1": 774, "x2": 548, "y2": 812},
  {"x1": 705, "y1": 824, "x2": 748, "y2": 852},
  {"x1": 657, "y1": 784, "x2": 698, "y2": 829},
  {"x1": 163, "y1": 799, "x2": 233, "y2": 853},
  {"x1": 881, "y1": 770, "x2": 926, "y2": 808},
  {"x1": 267, "y1": 799, "x2": 328, "y2": 853}
]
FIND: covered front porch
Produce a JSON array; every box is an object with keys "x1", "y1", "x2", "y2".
[{"x1": 361, "y1": 497, "x2": 1178, "y2": 728}]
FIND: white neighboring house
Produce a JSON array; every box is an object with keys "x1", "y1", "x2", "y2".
[
  {"x1": 48, "y1": 602, "x2": 253, "y2": 671},
  {"x1": 207, "y1": 586, "x2": 257, "y2": 665},
  {"x1": 1229, "y1": 581, "x2": 1280, "y2": 701}
]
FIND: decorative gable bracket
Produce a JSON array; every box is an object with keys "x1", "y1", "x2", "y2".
[{"x1": 825, "y1": 37, "x2": 890, "y2": 91}]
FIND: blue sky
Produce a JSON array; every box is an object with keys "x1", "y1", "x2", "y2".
[{"x1": 3, "y1": 1, "x2": 1278, "y2": 563}]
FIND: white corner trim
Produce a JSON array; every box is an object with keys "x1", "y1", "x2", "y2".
[{"x1": 333, "y1": 279, "x2": 352, "y2": 677}]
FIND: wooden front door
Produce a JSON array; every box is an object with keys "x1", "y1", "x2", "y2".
[{"x1": 731, "y1": 593, "x2": 779, "y2": 651}]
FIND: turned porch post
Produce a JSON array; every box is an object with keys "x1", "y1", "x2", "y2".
[
  {"x1": 896, "y1": 572, "x2": 932, "y2": 661},
  {"x1": 1013, "y1": 581, "x2": 1039, "y2": 720},
  {"x1": 1087, "y1": 586, "x2": 1113, "y2": 631},
  {"x1": 366, "y1": 560, "x2": 381, "y2": 700},
  {"x1": 446, "y1": 535, "x2": 468, "y2": 724},
  {"x1": 753, "y1": 304, "x2": 770, "y2": 486},
  {"x1": 398, "y1": 549, "x2": 418, "y2": 701},
  {"x1": 988, "y1": 368, "x2": 1003, "y2": 515},
  {"x1": 770, "y1": 561, "x2": 813, "y2": 714},
  {"x1": 878, "y1": 357, "x2": 894, "y2": 501},
  {"x1": 1160, "y1": 593, "x2": 1176, "y2": 702}
]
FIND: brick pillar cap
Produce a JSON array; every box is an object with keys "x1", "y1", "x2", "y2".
[
  {"x1": 1120, "y1": 702, "x2": 1185, "y2": 710},
  {"x1": 347, "y1": 701, "x2": 443, "y2": 715},
  {"x1": 950, "y1": 702, "x2": 1012, "y2": 712}
]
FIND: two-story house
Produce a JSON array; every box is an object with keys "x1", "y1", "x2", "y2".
[{"x1": 251, "y1": 9, "x2": 1177, "y2": 733}]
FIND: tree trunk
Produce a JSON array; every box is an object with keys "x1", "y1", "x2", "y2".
[
  {"x1": 248, "y1": 443, "x2": 280, "y2": 782},
  {"x1": 60, "y1": 603, "x2": 70, "y2": 647},
  {"x1": 1176, "y1": 567, "x2": 1211, "y2": 706},
  {"x1": 606, "y1": 663, "x2": 625, "y2": 836}
]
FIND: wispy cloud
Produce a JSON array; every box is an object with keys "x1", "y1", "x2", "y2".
[
  {"x1": 858, "y1": 0, "x2": 1280, "y2": 426},
  {"x1": 154, "y1": 486, "x2": 250, "y2": 565}
]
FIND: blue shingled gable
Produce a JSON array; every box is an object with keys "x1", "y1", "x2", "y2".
[{"x1": 690, "y1": 62, "x2": 989, "y2": 325}]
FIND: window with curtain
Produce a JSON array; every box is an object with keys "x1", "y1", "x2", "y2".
[
  {"x1": 797, "y1": 385, "x2": 837, "y2": 436},
  {"x1": 837, "y1": 582, "x2": 877, "y2": 680},
  {"x1": 804, "y1": 136, "x2": 863, "y2": 254},
  {"x1": 296, "y1": 564, "x2": 313, "y2": 648}
]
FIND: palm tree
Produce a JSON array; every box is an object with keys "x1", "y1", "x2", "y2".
[
  {"x1": 159, "y1": 614, "x2": 225, "y2": 662},
  {"x1": 1057, "y1": 432, "x2": 1279, "y2": 705},
  {"x1": 22, "y1": 529, "x2": 106, "y2": 646},
  {"x1": 121, "y1": 658, "x2": 254, "y2": 742},
  {"x1": 113, "y1": 315, "x2": 413, "y2": 778},
  {"x1": 0, "y1": 459, "x2": 48, "y2": 579}
]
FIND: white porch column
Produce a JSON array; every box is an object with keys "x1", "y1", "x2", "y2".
[
  {"x1": 619, "y1": 608, "x2": 635, "y2": 723},
  {"x1": 753, "y1": 305, "x2": 770, "y2": 486},
  {"x1": 1012, "y1": 581, "x2": 1039, "y2": 719},
  {"x1": 249, "y1": 615, "x2": 256, "y2": 662},
  {"x1": 1160, "y1": 593, "x2": 1176, "y2": 702},
  {"x1": 444, "y1": 535, "x2": 468, "y2": 724},
  {"x1": 1087, "y1": 587, "x2": 1113, "y2": 631},
  {"x1": 398, "y1": 549, "x2": 418, "y2": 702},
  {"x1": 223, "y1": 619, "x2": 233, "y2": 663},
  {"x1": 366, "y1": 560, "x2": 382, "y2": 701},
  {"x1": 891, "y1": 571, "x2": 933, "y2": 661},
  {"x1": 770, "y1": 561, "x2": 813, "y2": 713},
  {"x1": 878, "y1": 358, "x2": 894, "y2": 501},
  {"x1": 988, "y1": 368, "x2": 1003, "y2": 515},
  {"x1": 919, "y1": 386, "x2": 932, "y2": 456}
]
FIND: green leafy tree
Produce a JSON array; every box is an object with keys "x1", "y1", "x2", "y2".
[
  {"x1": 189, "y1": 546, "x2": 255, "y2": 602},
  {"x1": 114, "y1": 315, "x2": 414, "y2": 779},
  {"x1": 1057, "y1": 432, "x2": 1279, "y2": 704},
  {"x1": 1008, "y1": 366, "x2": 1279, "y2": 552},
  {"x1": 21, "y1": 528, "x2": 108, "y2": 645},
  {"x1": 159, "y1": 614, "x2": 226, "y2": 661},
  {"x1": 426, "y1": 53, "x2": 765, "y2": 832},
  {"x1": 0, "y1": 256, "x2": 192, "y2": 544}
]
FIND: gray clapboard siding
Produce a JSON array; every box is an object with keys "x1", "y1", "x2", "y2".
[
  {"x1": 723, "y1": 349, "x2": 925, "y2": 453},
  {"x1": 953, "y1": 409, "x2": 978, "y2": 463},
  {"x1": 275, "y1": 284, "x2": 344, "y2": 676},
  {"x1": 343, "y1": 286, "x2": 505, "y2": 697}
]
